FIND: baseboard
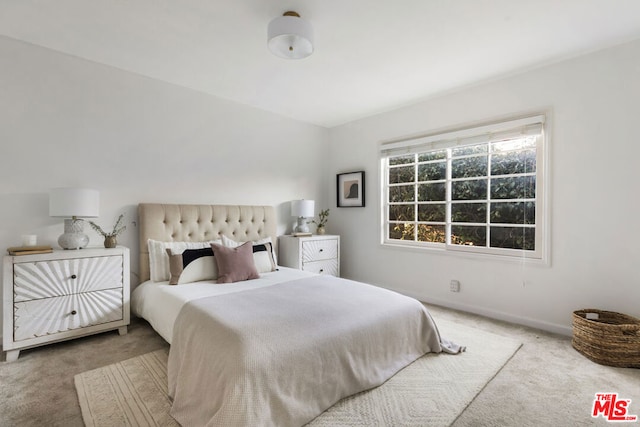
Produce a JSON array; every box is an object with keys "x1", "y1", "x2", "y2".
[{"x1": 385, "y1": 286, "x2": 573, "y2": 337}]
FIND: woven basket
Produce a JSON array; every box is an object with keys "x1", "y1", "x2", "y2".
[{"x1": 572, "y1": 309, "x2": 640, "y2": 368}]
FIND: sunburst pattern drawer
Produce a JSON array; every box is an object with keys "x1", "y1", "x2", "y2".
[
  {"x1": 14, "y1": 256, "x2": 123, "y2": 302},
  {"x1": 302, "y1": 240, "x2": 338, "y2": 262},
  {"x1": 14, "y1": 288, "x2": 124, "y2": 341},
  {"x1": 302, "y1": 259, "x2": 339, "y2": 276}
]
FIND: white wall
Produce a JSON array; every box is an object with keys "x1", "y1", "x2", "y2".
[
  {"x1": 0, "y1": 37, "x2": 329, "y2": 337},
  {"x1": 327, "y1": 39, "x2": 640, "y2": 335}
]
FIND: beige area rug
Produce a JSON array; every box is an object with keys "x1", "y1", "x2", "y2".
[{"x1": 75, "y1": 320, "x2": 521, "y2": 426}]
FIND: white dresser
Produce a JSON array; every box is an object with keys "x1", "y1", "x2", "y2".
[
  {"x1": 2, "y1": 247, "x2": 130, "y2": 362},
  {"x1": 278, "y1": 235, "x2": 340, "y2": 277}
]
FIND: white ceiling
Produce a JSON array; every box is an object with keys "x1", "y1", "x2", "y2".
[{"x1": 2, "y1": 1, "x2": 640, "y2": 128}]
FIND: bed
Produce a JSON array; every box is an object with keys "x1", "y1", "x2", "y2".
[{"x1": 131, "y1": 203, "x2": 462, "y2": 427}]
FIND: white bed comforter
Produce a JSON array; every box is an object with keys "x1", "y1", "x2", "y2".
[
  {"x1": 165, "y1": 274, "x2": 448, "y2": 427},
  {"x1": 131, "y1": 267, "x2": 313, "y2": 343}
]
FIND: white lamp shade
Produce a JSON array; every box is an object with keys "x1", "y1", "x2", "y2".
[
  {"x1": 268, "y1": 13, "x2": 314, "y2": 59},
  {"x1": 291, "y1": 199, "x2": 315, "y2": 218},
  {"x1": 49, "y1": 188, "x2": 100, "y2": 218}
]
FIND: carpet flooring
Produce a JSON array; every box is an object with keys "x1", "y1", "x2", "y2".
[
  {"x1": 74, "y1": 319, "x2": 521, "y2": 426},
  {"x1": 1, "y1": 304, "x2": 639, "y2": 426}
]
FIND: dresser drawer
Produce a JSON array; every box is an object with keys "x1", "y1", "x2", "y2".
[
  {"x1": 13, "y1": 288, "x2": 124, "y2": 341},
  {"x1": 13, "y1": 255, "x2": 123, "y2": 302},
  {"x1": 302, "y1": 259, "x2": 339, "y2": 276},
  {"x1": 302, "y1": 239, "x2": 338, "y2": 262}
]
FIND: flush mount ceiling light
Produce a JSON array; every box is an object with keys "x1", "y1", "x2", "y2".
[{"x1": 268, "y1": 11, "x2": 314, "y2": 59}]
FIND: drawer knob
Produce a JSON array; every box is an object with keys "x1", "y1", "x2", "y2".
[
  {"x1": 71, "y1": 274, "x2": 77, "y2": 279},
  {"x1": 319, "y1": 249, "x2": 324, "y2": 252},
  {"x1": 71, "y1": 310, "x2": 77, "y2": 315},
  {"x1": 320, "y1": 269, "x2": 324, "y2": 273}
]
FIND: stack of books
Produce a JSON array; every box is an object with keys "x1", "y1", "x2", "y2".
[{"x1": 7, "y1": 245, "x2": 53, "y2": 256}]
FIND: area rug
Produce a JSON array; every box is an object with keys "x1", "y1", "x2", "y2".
[{"x1": 75, "y1": 320, "x2": 521, "y2": 427}]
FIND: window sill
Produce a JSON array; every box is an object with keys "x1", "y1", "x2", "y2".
[{"x1": 380, "y1": 240, "x2": 550, "y2": 266}]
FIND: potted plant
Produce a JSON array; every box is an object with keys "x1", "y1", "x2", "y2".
[
  {"x1": 311, "y1": 209, "x2": 330, "y2": 235},
  {"x1": 88, "y1": 214, "x2": 126, "y2": 248}
]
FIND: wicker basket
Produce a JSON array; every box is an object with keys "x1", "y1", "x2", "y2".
[{"x1": 572, "y1": 309, "x2": 640, "y2": 368}]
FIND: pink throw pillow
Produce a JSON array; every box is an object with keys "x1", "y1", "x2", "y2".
[{"x1": 211, "y1": 242, "x2": 259, "y2": 284}]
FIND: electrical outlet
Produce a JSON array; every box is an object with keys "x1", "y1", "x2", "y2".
[{"x1": 450, "y1": 280, "x2": 460, "y2": 292}]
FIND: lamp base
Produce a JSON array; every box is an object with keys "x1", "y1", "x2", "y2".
[
  {"x1": 294, "y1": 217, "x2": 310, "y2": 233},
  {"x1": 58, "y1": 218, "x2": 89, "y2": 250}
]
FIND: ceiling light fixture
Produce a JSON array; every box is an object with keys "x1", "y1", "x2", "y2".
[{"x1": 268, "y1": 11, "x2": 314, "y2": 60}]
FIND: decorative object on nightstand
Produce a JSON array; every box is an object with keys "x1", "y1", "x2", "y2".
[
  {"x1": 89, "y1": 213, "x2": 126, "y2": 248},
  {"x1": 21, "y1": 234, "x2": 37, "y2": 246},
  {"x1": 311, "y1": 208, "x2": 330, "y2": 235},
  {"x1": 278, "y1": 234, "x2": 340, "y2": 277},
  {"x1": 49, "y1": 187, "x2": 100, "y2": 250},
  {"x1": 2, "y1": 247, "x2": 130, "y2": 362},
  {"x1": 291, "y1": 199, "x2": 315, "y2": 235},
  {"x1": 7, "y1": 245, "x2": 52, "y2": 256}
]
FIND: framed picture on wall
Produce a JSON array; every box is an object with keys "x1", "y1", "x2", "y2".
[{"x1": 337, "y1": 171, "x2": 365, "y2": 207}]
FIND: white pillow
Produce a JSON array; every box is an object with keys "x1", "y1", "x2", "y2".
[
  {"x1": 148, "y1": 239, "x2": 221, "y2": 282},
  {"x1": 167, "y1": 247, "x2": 218, "y2": 285},
  {"x1": 221, "y1": 235, "x2": 278, "y2": 273}
]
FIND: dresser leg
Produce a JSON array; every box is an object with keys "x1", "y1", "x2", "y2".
[
  {"x1": 5, "y1": 350, "x2": 20, "y2": 362},
  {"x1": 118, "y1": 326, "x2": 128, "y2": 336}
]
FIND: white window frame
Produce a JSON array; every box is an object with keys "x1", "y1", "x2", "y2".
[{"x1": 380, "y1": 114, "x2": 548, "y2": 262}]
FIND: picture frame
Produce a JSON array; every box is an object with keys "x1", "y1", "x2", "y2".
[{"x1": 337, "y1": 171, "x2": 365, "y2": 207}]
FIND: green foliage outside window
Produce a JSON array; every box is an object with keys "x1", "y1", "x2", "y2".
[{"x1": 386, "y1": 137, "x2": 537, "y2": 251}]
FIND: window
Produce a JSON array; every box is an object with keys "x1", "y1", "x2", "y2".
[{"x1": 380, "y1": 115, "x2": 546, "y2": 260}]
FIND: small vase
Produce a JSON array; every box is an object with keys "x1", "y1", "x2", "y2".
[
  {"x1": 104, "y1": 236, "x2": 117, "y2": 248},
  {"x1": 316, "y1": 226, "x2": 326, "y2": 235}
]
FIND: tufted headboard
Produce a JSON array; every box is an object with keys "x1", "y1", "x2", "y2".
[{"x1": 138, "y1": 203, "x2": 277, "y2": 282}]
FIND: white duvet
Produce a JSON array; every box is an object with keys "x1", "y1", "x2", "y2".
[
  {"x1": 131, "y1": 267, "x2": 315, "y2": 343},
  {"x1": 132, "y1": 269, "x2": 462, "y2": 427}
]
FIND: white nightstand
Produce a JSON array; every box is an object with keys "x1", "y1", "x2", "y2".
[
  {"x1": 278, "y1": 235, "x2": 340, "y2": 277},
  {"x1": 2, "y1": 246, "x2": 130, "y2": 362}
]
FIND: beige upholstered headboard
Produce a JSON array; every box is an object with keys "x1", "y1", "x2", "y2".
[{"x1": 138, "y1": 203, "x2": 277, "y2": 282}]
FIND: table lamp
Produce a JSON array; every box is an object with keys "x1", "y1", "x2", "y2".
[
  {"x1": 291, "y1": 199, "x2": 314, "y2": 233},
  {"x1": 49, "y1": 188, "x2": 100, "y2": 249}
]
